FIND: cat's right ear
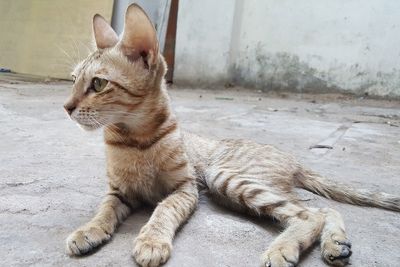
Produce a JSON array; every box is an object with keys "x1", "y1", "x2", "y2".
[
  {"x1": 119, "y1": 4, "x2": 159, "y2": 67},
  {"x1": 93, "y1": 14, "x2": 119, "y2": 49}
]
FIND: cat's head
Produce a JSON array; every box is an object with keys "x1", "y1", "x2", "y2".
[{"x1": 63, "y1": 4, "x2": 167, "y2": 131}]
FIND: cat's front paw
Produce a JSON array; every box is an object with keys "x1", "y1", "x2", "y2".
[
  {"x1": 66, "y1": 225, "x2": 111, "y2": 256},
  {"x1": 262, "y1": 244, "x2": 299, "y2": 267},
  {"x1": 133, "y1": 235, "x2": 172, "y2": 267}
]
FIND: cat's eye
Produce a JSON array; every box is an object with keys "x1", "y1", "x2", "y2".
[
  {"x1": 71, "y1": 75, "x2": 76, "y2": 83},
  {"x1": 91, "y1": 77, "x2": 108, "y2": 92}
]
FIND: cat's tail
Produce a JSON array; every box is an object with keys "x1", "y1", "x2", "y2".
[{"x1": 295, "y1": 169, "x2": 400, "y2": 212}]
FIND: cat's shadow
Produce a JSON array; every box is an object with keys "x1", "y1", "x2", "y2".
[
  {"x1": 112, "y1": 194, "x2": 317, "y2": 266},
  {"x1": 118, "y1": 193, "x2": 281, "y2": 236}
]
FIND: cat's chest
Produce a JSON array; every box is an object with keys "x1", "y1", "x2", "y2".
[{"x1": 105, "y1": 147, "x2": 169, "y2": 202}]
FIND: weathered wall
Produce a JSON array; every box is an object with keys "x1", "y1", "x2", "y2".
[
  {"x1": 0, "y1": 0, "x2": 114, "y2": 79},
  {"x1": 174, "y1": 0, "x2": 235, "y2": 86},
  {"x1": 175, "y1": 0, "x2": 400, "y2": 97}
]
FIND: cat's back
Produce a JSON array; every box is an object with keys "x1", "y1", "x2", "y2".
[{"x1": 182, "y1": 131, "x2": 299, "y2": 175}]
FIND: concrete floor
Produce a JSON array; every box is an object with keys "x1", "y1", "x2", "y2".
[{"x1": 0, "y1": 75, "x2": 399, "y2": 267}]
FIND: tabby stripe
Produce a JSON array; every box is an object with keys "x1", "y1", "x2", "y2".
[
  {"x1": 298, "y1": 241, "x2": 305, "y2": 252},
  {"x1": 213, "y1": 170, "x2": 225, "y2": 184},
  {"x1": 234, "y1": 180, "x2": 254, "y2": 191},
  {"x1": 167, "y1": 161, "x2": 188, "y2": 172},
  {"x1": 170, "y1": 201, "x2": 181, "y2": 215},
  {"x1": 106, "y1": 121, "x2": 177, "y2": 150},
  {"x1": 217, "y1": 147, "x2": 251, "y2": 166},
  {"x1": 107, "y1": 100, "x2": 141, "y2": 110},
  {"x1": 239, "y1": 164, "x2": 268, "y2": 174},
  {"x1": 152, "y1": 107, "x2": 169, "y2": 129},
  {"x1": 207, "y1": 146, "x2": 220, "y2": 159},
  {"x1": 235, "y1": 148, "x2": 252, "y2": 160},
  {"x1": 110, "y1": 81, "x2": 146, "y2": 98},
  {"x1": 282, "y1": 255, "x2": 296, "y2": 266},
  {"x1": 238, "y1": 192, "x2": 246, "y2": 206},
  {"x1": 180, "y1": 191, "x2": 197, "y2": 202},
  {"x1": 108, "y1": 192, "x2": 133, "y2": 209},
  {"x1": 239, "y1": 170, "x2": 269, "y2": 176},
  {"x1": 217, "y1": 153, "x2": 236, "y2": 166},
  {"x1": 246, "y1": 188, "x2": 264, "y2": 201},
  {"x1": 295, "y1": 210, "x2": 309, "y2": 220},
  {"x1": 234, "y1": 180, "x2": 255, "y2": 206},
  {"x1": 260, "y1": 200, "x2": 288, "y2": 214},
  {"x1": 175, "y1": 180, "x2": 189, "y2": 193},
  {"x1": 220, "y1": 174, "x2": 237, "y2": 196}
]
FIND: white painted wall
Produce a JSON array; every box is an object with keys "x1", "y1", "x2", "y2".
[
  {"x1": 174, "y1": 0, "x2": 235, "y2": 85},
  {"x1": 175, "y1": 0, "x2": 400, "y2": 97}
]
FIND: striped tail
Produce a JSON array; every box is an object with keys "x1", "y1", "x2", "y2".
[{"x1": 295, "y1": 170, "x2": 400, "y2": 212}]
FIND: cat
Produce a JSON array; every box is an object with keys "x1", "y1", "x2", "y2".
[{"x1": 63, "y1": 4, "x2": 399, "y2": 267}]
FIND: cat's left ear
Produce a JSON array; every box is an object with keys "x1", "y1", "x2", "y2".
[
  {"x1": 119, "y1": 4, "x2": 159, "y2": 67},
  {"x1": 93, "y1": 14, "x2": 119, "y2": 49}
]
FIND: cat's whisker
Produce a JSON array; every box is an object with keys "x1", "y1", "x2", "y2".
[
  {"x1": 99, "y1": 112, "x2": 142, "y2": 122},
  {"x1": 78, "y1": 39, "x2": 94, "y2": 56},
  {"x1": 71, "y1": 39, "x2": 81, "y2": 62},
  {"x1": 94, "y1": 117, "x2": 128, "y2": 144},
  {"x1": 55, "y1": 44, "x2": 76, "y2": 65}
]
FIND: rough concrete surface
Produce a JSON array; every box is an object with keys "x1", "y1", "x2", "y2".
[{"x1": 0, "y1": 75, "x2": 399, "y2": 267}]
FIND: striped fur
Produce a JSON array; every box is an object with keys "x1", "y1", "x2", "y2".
[{"x1": 64, "y1": 4, "x2": 399, "y2": 267}]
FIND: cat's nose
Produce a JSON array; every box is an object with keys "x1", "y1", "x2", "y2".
[{"x1": 64, "y1": 103, "x2": 76, "y2": 115}]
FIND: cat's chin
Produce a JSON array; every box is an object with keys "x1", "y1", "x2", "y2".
[{"x1": 77, "y1": 123, "x2": 102, "y2": 132}]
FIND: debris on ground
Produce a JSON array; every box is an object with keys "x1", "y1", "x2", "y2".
[
  {"x1": 309, "y1": 144, "x2": 334, "y2": 149},
  {"x1": 215, "y1": 97, "x2": 234, "y2": 101}
]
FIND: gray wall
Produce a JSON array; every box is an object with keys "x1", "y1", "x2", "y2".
[{"x1": 175, "y1": 0, "x2": 400, "y2": 98}]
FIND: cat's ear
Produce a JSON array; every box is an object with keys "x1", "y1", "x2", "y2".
[
  {"x1": 93, "y1": 14, "x2": 119, "y2": 49},
  {"x1": 119, "y1": 4, "x2": 159, "y2": 67}
]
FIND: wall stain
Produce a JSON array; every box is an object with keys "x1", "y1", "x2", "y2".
[{"x1": 229, "y1": 43, "x2": 400, "y2": 98}]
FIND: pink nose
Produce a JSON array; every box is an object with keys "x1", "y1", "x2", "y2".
[{"x1": 64, "y1": 103, "x2": 76, "y2": 115}]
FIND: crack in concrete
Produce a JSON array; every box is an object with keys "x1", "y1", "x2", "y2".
[
  {"x1": 310, "y1": 123, "x2": 351, "y2": 156},
  {"x1": 0, "y1": 208, "x2": 38, "y2": 216},
  {"x1": 4, "y1": 179, "x2": 39, "y2": 187}
]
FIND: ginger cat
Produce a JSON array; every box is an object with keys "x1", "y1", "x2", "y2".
[{"x1": 63, "y1": 4, "x2": 399, "y2": 267}]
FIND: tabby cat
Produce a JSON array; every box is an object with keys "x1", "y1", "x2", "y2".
[{"x1": 63, "y1": 4, "x2": 399, "y2": 267}]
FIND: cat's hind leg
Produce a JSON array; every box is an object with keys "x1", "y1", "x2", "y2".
[
  {"x1": 208, "y1": 174, "x2": 325, "y2": 266},
  {"x1": 320, "y1": 208, "x2": 352, "y2": 266},
  {"x1": 260, "y1": 204, "x2": 325, "y2": 267},
  {"x1": 66, "y1": 189, "x2": 134, "y2": 255}
]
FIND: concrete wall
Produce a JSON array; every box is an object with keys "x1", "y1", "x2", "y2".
[
  {"x1": 0, "y1": 0, "x2": 114, "y2": 79},
  {"x1": 175, "y1": 0, "x2": 235, "y2": 86},
  {"x1": 175, "y1": 0, "x2": 400, "y2": 98}
]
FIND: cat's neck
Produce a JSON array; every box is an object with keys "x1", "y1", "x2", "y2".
[{"x1": 103, "y1": 88, "x2": 178, "y2": 149}]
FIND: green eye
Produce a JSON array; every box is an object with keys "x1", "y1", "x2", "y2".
[{"x1": 92, "y1": 77, "x2": 108, "y2": 92}]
